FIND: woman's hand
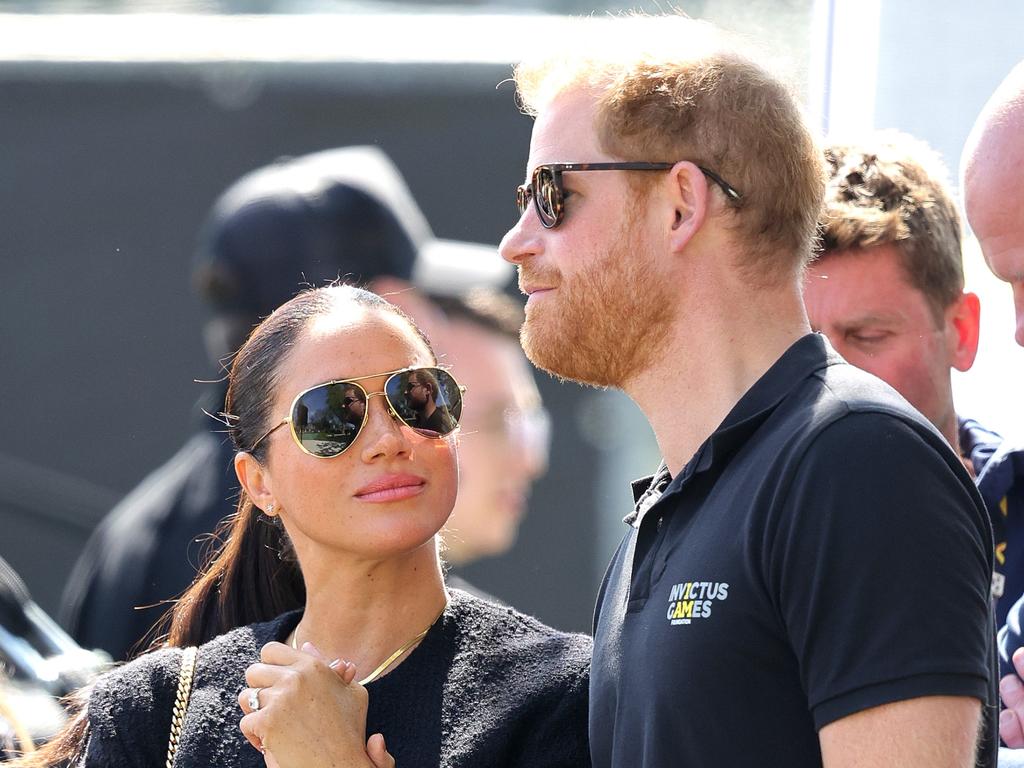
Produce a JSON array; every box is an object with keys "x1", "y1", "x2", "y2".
[{"x1": 238, "y1": 641, "x2": 395, "y2": 768}]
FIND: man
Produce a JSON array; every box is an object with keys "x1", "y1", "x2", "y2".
[
  {"x1": 60, "y1": 146, "x2": 513, "y2": 661},
  {"x1": 404, "y1": 368, "x2": 457, "y2": 435},
  {"x1": 803, "y1": 132, "x2": 1023, "y2": 627},
  {"x1": 961, "y1": 61, "x2": 1024, "y2": 752},
  {"x1": 499, "y1": 18, "x2": 994, "y2": 767}
]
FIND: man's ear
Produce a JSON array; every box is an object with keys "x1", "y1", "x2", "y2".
[
  {"x1": 947, "y1": 291, "x2": 982, "y2": 372},
  {"x1": 667, "y1": 161, "x2": 710, "y2": 255},
  {"x1": 235, "y1": 451, "x2": 277, "y2": 516}
]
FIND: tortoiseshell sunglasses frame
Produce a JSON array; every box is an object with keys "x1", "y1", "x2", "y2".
[{"x1": 515, "y1": 161, "x2": 742, "y2": 229}]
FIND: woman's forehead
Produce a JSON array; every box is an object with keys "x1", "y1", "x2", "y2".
[
  {"x1": 280, "y1": 308, "x2": 432, "y2": 392},
  {"x1": 306, "y1": 302, "x2": 415, "y2": 335}
]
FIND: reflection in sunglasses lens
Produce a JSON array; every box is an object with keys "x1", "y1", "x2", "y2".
[
  {"x1": 293, "y1": 383, "x2": 367, "y2": 457},
  {"x1": 537, "y1": 168, "x2": 557, "y2": 224},
  {"x1": 516, "y1": 185, "x2": 529, "y2": 215},
  {"x1": 386, "y1": 369, "x2": 463, "y2": 439}
]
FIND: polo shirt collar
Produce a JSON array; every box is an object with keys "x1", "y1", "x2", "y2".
[
  {"x1": 700, "y1": 332, "x2": 840, "y2": 462},
  {"x1": 624, "y1": 333, "x2": 840, "y2": 525}
]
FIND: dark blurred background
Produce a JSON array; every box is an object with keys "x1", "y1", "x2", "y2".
[{"x1": 3, "y1": 0, "x2": 1020, "y2": 639}]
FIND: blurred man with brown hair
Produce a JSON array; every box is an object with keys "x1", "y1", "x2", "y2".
[
  {"x1": 803, "y1": 132, "x2": 1024, "y2": 628},
  {"x1": 500, "y1": 15, "x2": 994, "y2": 767}
]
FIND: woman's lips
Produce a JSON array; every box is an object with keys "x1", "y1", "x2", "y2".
[{"x1": 354, "y1": 474, "x2": 426, "y2": 502}]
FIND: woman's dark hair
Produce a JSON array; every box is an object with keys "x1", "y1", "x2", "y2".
[{"x1": 10, "y1": 283, "x2": 434, "y2": 767}]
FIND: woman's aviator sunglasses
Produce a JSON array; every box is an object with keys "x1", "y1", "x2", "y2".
[
  {"x1": 515, "y1": 162, "x2": 742, "y2": 229},
  {"x1": 250, "y1": 366, "x2": 464, "y2": 459}
]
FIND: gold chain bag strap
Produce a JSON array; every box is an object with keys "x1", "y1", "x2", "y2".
[{"x1": 165, "y1": 646, "x2": 198, "y2": 768}]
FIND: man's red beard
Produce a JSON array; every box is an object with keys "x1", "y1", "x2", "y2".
[{"x1": 518, "y1": 219, "x2": 673, "y2": 389}]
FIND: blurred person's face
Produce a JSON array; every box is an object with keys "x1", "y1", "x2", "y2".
[
  {"x1": 804, "y1": 245, "x2": 979, "y2": 445},
  {"x1": 441, "y1": 320, "x2": 548, "y2": 564},
  {"x1": 499, "y1": 89, "x2": 673, "y2": 388}
]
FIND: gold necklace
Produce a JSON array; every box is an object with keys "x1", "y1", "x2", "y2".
[{"x1": 290, "y1": 602, "x2": 447, "y2": 686}]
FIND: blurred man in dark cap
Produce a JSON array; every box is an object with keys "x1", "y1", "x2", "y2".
[{"x1": 60, "y1": 146, "x2": 512, "y2": 661}]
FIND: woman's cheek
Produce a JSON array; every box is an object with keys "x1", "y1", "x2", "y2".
[{"x1": 430, "y1": 437, "x2": 460, "y2": 513}]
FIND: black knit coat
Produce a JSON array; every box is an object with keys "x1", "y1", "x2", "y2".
[{"x1": 80, "y1": 589, "x2": 592, "y2": 767}]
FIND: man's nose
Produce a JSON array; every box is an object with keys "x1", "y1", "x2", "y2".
[{"x1": 499, "y1": 208, "x2": 544, "y2": 265}]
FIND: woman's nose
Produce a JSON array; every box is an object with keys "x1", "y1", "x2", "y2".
[{"x1": 359, "y1": 396, "x2": 411, "y2": 462}]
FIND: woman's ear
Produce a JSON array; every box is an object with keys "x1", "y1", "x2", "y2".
[
  {"x1": 667, "y1": 161, "x2": 710, "y2": 254},
  {"x1": 235, "y1": 452, "x2": 277, "y2": 516}
]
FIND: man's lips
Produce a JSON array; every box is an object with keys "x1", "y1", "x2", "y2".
[
  {"x1": 354, "y1": 474, "x2": 426, "y2": 502},
  {"x1": 521, "y1": 284, "x2": 557, "y2": 302},
  {"x1": 524, "y1": 282, "x2": 557, "y2": 294}
]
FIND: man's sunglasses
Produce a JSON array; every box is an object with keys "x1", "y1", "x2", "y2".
[
  {"x1": 250, "y1": 366, "x2": 464, "y2": 459},
  {"x1": 515, "y1": 162, "x2": 742, "y2": 229}
]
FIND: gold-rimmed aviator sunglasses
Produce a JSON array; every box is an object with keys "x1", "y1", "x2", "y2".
[{"x1": 249, "y1": 366, "x2": 465, "y2": 459}]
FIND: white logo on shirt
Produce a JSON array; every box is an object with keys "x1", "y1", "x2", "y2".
[{"x1": 666, "y1": 581, "x2": 729, "y2": 625}]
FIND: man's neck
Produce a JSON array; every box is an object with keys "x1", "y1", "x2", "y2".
[{"x1": 624, "y1": 283, "x2": 810, "y2": 477}]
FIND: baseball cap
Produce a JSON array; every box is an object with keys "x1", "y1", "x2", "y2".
[{"x1": 194, "y1": 145, "x2": 512, "y2": 318}]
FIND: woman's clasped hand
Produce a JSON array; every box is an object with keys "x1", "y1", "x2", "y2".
[{"x1": 238, "y1": 641, "x2": 393, "y2": 768}]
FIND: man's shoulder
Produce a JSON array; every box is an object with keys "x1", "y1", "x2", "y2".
[
  {"x1": 767, "y1": 358, "x2": 948, "y2": 460},
  {"x1": 976, "y1": 433, "x2": 1024, "y2": 503},
  {"x1": 745, "y1": 361, "x2": 981, "y2": 520},
  {"x1": 813, "y1": 357, "x2": 933, "y2": 424}
]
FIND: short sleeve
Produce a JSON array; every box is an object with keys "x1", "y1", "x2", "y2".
[{"x1": 766, "y1": 412, "x2": 993, "y2": 729}]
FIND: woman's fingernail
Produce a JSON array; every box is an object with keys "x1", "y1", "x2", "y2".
[{"x1": 328, "y1": 658, "x2": 341, "y2": 669}]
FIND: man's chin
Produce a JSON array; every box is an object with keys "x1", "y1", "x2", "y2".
[{"x1": 521, "y1": 322, "x2": 620, "y2": 388}]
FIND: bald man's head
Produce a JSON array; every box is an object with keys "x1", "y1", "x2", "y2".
[{"x1": 962, "y1": 61, "x2": 1024, "y2": 345}]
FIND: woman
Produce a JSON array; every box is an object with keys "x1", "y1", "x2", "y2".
[{"x1": 16, "y1": 284, "x2": 590, "y2": 767}]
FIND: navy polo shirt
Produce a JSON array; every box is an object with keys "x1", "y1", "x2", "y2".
[{"x1": 590, "y1": 334, "x2": 995, "y2": 768}]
